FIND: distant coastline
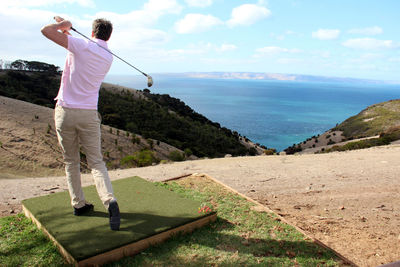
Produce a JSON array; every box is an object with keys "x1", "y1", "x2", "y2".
[{"x1": 151, "y1": 72, "x2": 399, "y2": 85}]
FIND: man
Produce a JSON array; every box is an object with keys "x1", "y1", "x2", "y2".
[{"x1": 41, "y1": 17, "x2": 120, "y2": 230}]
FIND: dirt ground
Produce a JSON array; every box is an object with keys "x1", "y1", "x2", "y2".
[{"x1": 1, "y1": 145, "x2": 400, "y2": 266}]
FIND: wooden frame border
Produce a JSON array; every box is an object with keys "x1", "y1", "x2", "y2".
[
  {"x1": 23, "y1": 204, "x2": 77, "y2": 265},
  {"x1": 23, "y1": 193, "x2": 217, "y2": 267},
  {"x1": 78, "y1": 213, "x2": 216, "y2": 267},
  {"x1": 164, "y1": 173, "x2": 358, "y2": 267}
]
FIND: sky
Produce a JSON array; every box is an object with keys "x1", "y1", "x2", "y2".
[{"x1": 1, "y1": 0, "x2": 399, "y2": 82}]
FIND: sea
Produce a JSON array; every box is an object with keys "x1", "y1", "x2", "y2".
[{"x1": 105, "y1": 74, "x2": 400, "y2": 152}]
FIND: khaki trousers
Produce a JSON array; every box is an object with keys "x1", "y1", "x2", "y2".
[{"x1": 54, "y1": 105, "x2": 115, "y2": 209}]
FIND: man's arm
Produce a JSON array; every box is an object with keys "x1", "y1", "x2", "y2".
[{"x1": 41, "y1": 20, "x2": 72, "y2": 49}]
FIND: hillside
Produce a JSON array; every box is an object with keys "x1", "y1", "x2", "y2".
[
  {"x1": 334, "y1": 99, "x2": 400, "y2": 138},
  {"x1": 284, "y1": 99, "x2": 400, "y2": 154},
  {"x1": 0, "y1": 65, "x2": 264, "y2": 159},
  {"x1": 0, "y1": 96, "x2": 189, "y2": 178}
]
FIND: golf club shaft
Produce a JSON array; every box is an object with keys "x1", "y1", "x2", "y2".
[{"x1": 70, "y1": 27, "x2": 149, "y2": 78}]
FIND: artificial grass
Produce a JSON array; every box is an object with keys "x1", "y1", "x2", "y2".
[{"x1": 21, "y1": 176, "x2": 214, "y2": 262}]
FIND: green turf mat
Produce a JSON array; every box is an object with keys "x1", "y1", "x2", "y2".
[{"x1": 22, "y1": 176, "x2": 213, "y2": 261}]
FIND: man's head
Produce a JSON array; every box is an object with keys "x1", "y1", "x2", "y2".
[{"x1": 92, "y1": 19, "x2": 113, "y2": 41}]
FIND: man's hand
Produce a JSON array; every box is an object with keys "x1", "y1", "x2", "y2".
[
  {"x1": 54, "y1": 16, "x2": 72, "y2": 34},
  {"x1": 41, "y1": 16, "x2": 72, "y2": 49},
  {"x1": 54, "y1": 16, "x2": 64, "y2": 23}
]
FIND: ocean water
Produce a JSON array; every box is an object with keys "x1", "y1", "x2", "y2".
[{"x1": 105, "y1": 75, "x2": 400, "y2": 151}]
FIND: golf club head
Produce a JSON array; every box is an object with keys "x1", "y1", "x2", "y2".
[{"x1": 147, "y1": 75, "x2": 153, "y2": 87}]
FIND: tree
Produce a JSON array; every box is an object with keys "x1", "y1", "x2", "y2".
[
  {"x1": 3, "y1": 61, "x2": 12, "y2": 69},
  {"x1": 11, "y1": 60, "x2": 26, "y2": 70}
]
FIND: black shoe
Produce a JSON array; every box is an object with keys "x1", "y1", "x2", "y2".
[
  {"x1": 108, "y1": 200, "x2": 120, "y2": 231},
  {"x1": 74, "y1": 203, "x2": 94, "y2": 216}
]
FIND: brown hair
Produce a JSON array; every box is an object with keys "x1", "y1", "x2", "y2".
[{"x1": 92, "y1": 18, "x2": 113, "y2": 41}]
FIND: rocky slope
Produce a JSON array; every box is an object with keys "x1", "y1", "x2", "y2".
[{"x1": 284, "y1": 99, "x2": 400, "y2": 154}]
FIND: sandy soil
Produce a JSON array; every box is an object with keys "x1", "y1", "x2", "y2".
[{"x1": 1, "y1": 145, "x2": 400, "y2": 266}]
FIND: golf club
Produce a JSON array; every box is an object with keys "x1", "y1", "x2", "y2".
[{"x1": 54, "y1": 17, "x2": 153, "y2": 87}]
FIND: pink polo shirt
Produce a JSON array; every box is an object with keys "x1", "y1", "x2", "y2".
[{"x1": 55, "y1": 35, "x2": 113, "y2": 110}]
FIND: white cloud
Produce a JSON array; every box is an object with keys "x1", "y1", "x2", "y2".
[
  {"x1": 175, "y1": 14, "x2": 223, "y2": 34},
  {"x1": 312, "y1": 29, "x2": 340, "y2": 40},
  {"x1": 347, "y1": 53, "x2": 384, "y2": 65},
  {"x1": 143, "y1": 0, "x2": 182, "y2": 15},
  {"x1": 276, "y1": 35, "x2": 285, "y2": 41},
  {"x1": 92, "y1": 10, "x2": 154, "y2": 29},
  {"x1": 0, "y1": 0, "x2": 183, "y2": 68},
  {"x1": 185, "y1": 0, "x2": 213, "y2": 8},
  {"x1": 311, "y1": 50, "x2": 331, "y2": 58},
  {"x1": 187, "y1": 42, "x2": 237, "y2": 53},
  {"x1": 277, "y1": 58, "x2": 303, "y2": 64},
  {"x1": 255, "y1": 46, "x2": 301, "y2": 56},
  {"x1": 216, "y1": 44, "x2": 237, "y2": 52},
  {"x1": 0, "y1": 7, "x2": 66, "y2": 64},
  {"x1": 358, "y1": 64, "x2": 377, "y2": 70},
  {"x1": 342, "y1": 63, "x2": 377, "y2": 71},
  {"x1": 227, "y1": 4, "x2": 271, "y2": 27},
  {"x1": 82, "y1": 0, "x2": 183, "y2": 51},
  {"x1": 342, "y1": 38, "x2": 399, "y2": 50},
  {"x1": 359, "y1": 53, "x2": 383, "y2": 60},
  {"x1": 270, "y1": 30, "x2": 301, "y2": 41},
  {"x1": 109, "y1": 28, "x2": 169, "y2": 50},
  {"x1": 348, "y1": 26, "x2": 383, "y2": 35},
  {"x1": 2, "y1": 0, "x2": 95, "y2": 8}
]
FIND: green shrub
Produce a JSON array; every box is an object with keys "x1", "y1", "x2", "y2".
[
  {"x1": 248, "y1": 147, "x2": 257, "y2": 156},
  {"x1": 133, "y1": 137, "x2": 141, "y2": 144},
  {"x1": 121, "y1": 150, "x2": 159, "y2": 167},
  {"x1": 169, "y1": 150, "x2": 185, "y2": 162},
  {"x1": 324, "y1": 135, "x2": 395, "y2": 153},
  {"x1": 264, "y1": 149, "x2": 275, "y2": 155},
  {"x1": 327, "y1": 139, "x2": 335, "y2": 145},
  {"x1": 120, "y1": 155, "x2": 136, "y2": 168},
  {"x1": 147, "y1": 138, "x2": 154, "y2": 149}
]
